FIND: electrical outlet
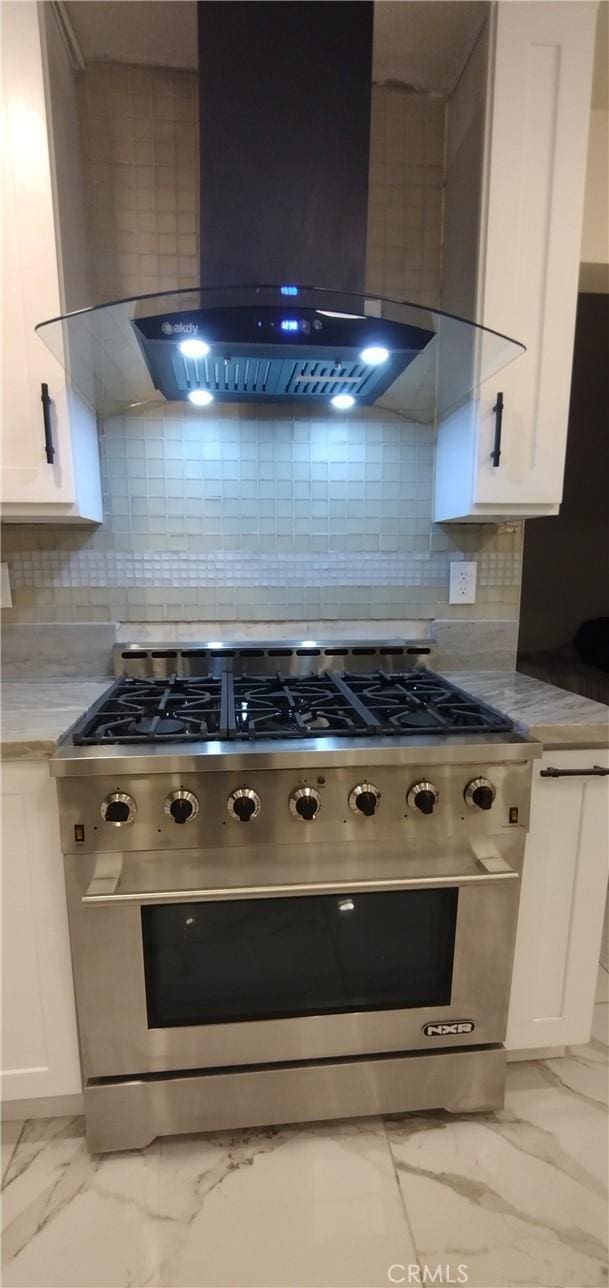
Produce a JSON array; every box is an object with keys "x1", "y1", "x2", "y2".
[{"x1": 449, "y1": 561, "x2": 477, "y2": 604}]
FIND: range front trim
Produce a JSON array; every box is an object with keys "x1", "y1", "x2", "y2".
[{"x1": 84, "y1": 1046, "x2": 506, "y2": 1154}]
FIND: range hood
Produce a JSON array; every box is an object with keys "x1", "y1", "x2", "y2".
[
  {"x1": 35, "y1": 3, "x2": 525, "y2": 421},
  {"x1": 132, "y1": 295, "x2": 434, "y2": 408}
]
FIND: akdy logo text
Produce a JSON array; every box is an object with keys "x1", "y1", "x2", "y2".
[
  {"x1": 161, "y1": 321, "x2": 199, "y2": 336},
  {"x1": 422, "y1": 1021, "x2": 475, "y2": 1037}
]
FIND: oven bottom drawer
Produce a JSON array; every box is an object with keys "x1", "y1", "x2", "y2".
[{"x1": 84, "y1": 1044, "x2": 506, "y2": 1153}]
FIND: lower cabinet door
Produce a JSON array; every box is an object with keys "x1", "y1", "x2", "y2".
[
  {"x1": 1, "y1": 761, "x2": 81, "y2": 1100},
  {"x1": 507, "y1": 748, "x2": 609, "y2": 1050}
]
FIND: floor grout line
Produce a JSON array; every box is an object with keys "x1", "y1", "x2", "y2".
[
  {"x1": 380, "y1": 1116, "x2": 423, "y2": 1273},
  {"x1": 1, "y1": 1120, "x2": 25, "y2": 1188}
]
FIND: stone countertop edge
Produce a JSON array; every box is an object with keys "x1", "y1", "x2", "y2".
[
  {"x1": 1, "y1": 671, "x2": 608, "y2": 761},
  {"x1": 0, "y1": 681, "x2": 112, "y2": 761}
]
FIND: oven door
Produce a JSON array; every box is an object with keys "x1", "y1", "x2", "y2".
[{"x1": 65, "y1": 840, "x2": 522, "y2": 1079}]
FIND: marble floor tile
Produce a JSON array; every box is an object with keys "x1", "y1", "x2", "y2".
[
  {"x1": 542, "y1": 1016, "x2": 609, "y2": 1112},
  {"x1": 2, "y1": 1117, "x2": 161, "y2": 1288},
  {"x1": 1, "y1": 1122, "x2": 23, "y2": 1184},
  {"x1": 2, "y1": 1023, "x2": 608, "y2": 1288},
  {"x1": 152, "y1": 1117, "x2": 416, "y2": 1288},
  {"x1": 385, "y1": 1053, "x2": 608, "y2": 1288},
  {"x1": 2, "y1": 1116, "x2": 415, "y2": 1288}
]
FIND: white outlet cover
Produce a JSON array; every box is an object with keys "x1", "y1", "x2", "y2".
[{"x1": 449, "y1": 561, "x2": 477, "y2": 605}]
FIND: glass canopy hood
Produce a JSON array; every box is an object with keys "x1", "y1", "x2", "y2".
[{"x1": 35, "y1": 284, "x2": 525, "y2": 425}]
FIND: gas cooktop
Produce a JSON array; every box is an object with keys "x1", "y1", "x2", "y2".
[{"x1": 71, "y1": 669, "x2": 513, "y2": 745}]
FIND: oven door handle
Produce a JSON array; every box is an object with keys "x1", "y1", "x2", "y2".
[
  {"x1": 81, "y1": 848, "x2": 519, "y2": 906},
  {"x1": 83, "y1": 852, "x2": 124, "y2": 899}
]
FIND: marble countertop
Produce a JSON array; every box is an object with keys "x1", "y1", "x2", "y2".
[
  {"x1": 446, "y1": 670, "x2": 609, "y2": 748},
  {"x1": 1, "y1": 670, "x2": 607, "y2": 761},
  {"x1": 1, "y1": 681, "x2": 110, "y2": 760}
]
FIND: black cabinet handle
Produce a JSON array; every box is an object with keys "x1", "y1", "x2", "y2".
[
  {"x1": 491, "y1": 391, "x2": 503, "y2": 467},
  {"x1": 540, "y1": 765, "x2": 609, "y2": 778},
  {"x1": 41, "y1": 383, "x2": 55, "y2": 464}
]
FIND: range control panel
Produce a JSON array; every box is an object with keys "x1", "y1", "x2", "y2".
[{"x1": 59, "y1": 762, "x2": 531, "y2": 855}]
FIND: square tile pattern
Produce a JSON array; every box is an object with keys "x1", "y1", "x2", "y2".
[
  {"x1": 79, "y1": 63, "x2": 199, "y2": 305},
  {"x1": 2, "y1": 989, "x2": 607, "y2": 1288},
  {"x1": 1, "y1": 403, "x2": 523, "y2": 625},
  {"x1": 1, "y1": 67, "x2": 523, "y2": 634}
]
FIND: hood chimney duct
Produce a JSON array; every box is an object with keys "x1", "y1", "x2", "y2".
[{"x1": 198, "y1": 1, "x2": 374, "y2": 291}]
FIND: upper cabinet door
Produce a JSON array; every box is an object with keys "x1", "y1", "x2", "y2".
[
  {"x1": 434, "y1": 2, "x2": 598, "y2": 523},
  {"x1": 475, "y1": 1, "x2": 598, "y2": 509},
  {"x1": 1, "y1": 1, "x2": 102, "y2": 523}
]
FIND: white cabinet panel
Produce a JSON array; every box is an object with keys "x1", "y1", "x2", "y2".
[
  {"x1": 507, "y1": 748, "x2": 609, "y2": 1051},
  {"x1": 0, "y1": 1, "x2": 101, "y2": 523},
  {"x1": 435, "y1": 2, "x2": 597, "y2": 523},
  {"x1": 0, "y1": 762, "x2": 81, "y2": 1100}
]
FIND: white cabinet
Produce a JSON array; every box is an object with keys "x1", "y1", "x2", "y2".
[
  {"x1": 507, "y1": 747, "x2": 609, "y2": 1051},
  {"x1": 434, "y1": 2, "x2": 598, "y2": 523},
  {"x1": 1, "y1": 1, "x2": 102, "y2": 523},
  {"x1": 0, "y1": 761, "x2": 82, "y2": 1101}
]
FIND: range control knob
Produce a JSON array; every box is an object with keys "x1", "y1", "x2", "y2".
[
  {"x1": 165, "y1": 790, "x2": 199, "y2": 825},
  {"x1": 348, "y1": 783, "x2": 381, "y2": 817},
  {"x1": 407, "y1": 782, "x2": 440, "y2": 815},
  {"x1": 289, "y1": 787, "x2": 321, "y2": 821},
  {"x1": 101, "y1": 792, "x2": 136, "y2": 826},
  {"x1": 464, "y1": 778, "x2": 496, "y2": 811},
  {"x1": 227, "y1": 788, "x2": 261, "y2": 822}
]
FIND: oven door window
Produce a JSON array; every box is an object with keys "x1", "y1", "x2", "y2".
[{"x1": 142, "y1": 888, "x2": 458, "y2": 1028}]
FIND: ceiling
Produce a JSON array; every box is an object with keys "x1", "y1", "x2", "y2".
[
  {"x1": 64, "y1": 0, "x2": 488, "y2": 94},
  {"x1": 373, "y1": 2, "x2": 487, "y2": 93},
  {"x1": 65, "y1": 1, "x2": 198, "y2": 70}
]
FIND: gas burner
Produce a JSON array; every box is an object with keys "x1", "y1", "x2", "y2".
[
  {"x1": 235, "y1": 707, "x2": 289, "y2": 735},
  {"x1": 73, "y1": 675, "x2": 224, "y2": 745},
  {"x1": 388, "y1": 709, "x2": 443, "y2": 730},
  {"x1": 229, "y1": 673, "x2": 375, "y2": 740},
  {"x1": 71, "y1": 667, "x2": 513, "y2": 745},
  {"x1": 128, "y1": 716, "x2": 186, "y2": 737},
  {"x1": 300, "y1": 709, "x2": 358, "y2": 732},
  {"x1": 342, "y1": 670, "x2": 512, "y2": 736}
]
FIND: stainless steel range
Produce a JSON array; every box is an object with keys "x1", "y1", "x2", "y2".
[{"x1": 51, "y1": 641, "x2": 540, "y2": 1154}]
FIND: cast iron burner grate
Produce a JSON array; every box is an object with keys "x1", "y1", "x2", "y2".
[
  {"x1": 73, "y1": 677, "x2": 225, "y2": 744},
  {"x1": 229, "y1": 673, "x2": 379, "y2": 739},
  {"x1": 71, "y1": 669, "x2": 513, "y2": 745}
]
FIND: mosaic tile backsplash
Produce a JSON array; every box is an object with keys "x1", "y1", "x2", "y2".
[
  {"x1": 1, "y1": 62, "x2": 523, "y2": 652},
  {"x1": 79, "y1": 62, "x2": 199, "y2": 304},
  {"x1": 2, "y1": 403, "x2": 522, "y2": 624}
]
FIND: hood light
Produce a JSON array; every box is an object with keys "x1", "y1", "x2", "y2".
[
  {"x1": 331, "y1": 394, "x2": 355, "y2": 410},
  {"x1": 180, "y1": 338, "x2": 210, "y2": 359},
  {"x1": 360, "y1": 346, "x2": 389, "y2": 366},
  {"x1": 188, "y1": 389, "x2": 214, "y2": 407}
]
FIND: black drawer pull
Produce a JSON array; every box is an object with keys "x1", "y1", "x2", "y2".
[
  {"x1": 41, "y1": 383, "x2": 55, "y2": 464},
  {"x1": 540, "y1": 765, "x2": 609, "y2": 778},
  {"x1": 491, "y1": 391, "x2": 503, "y2": 467}
]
